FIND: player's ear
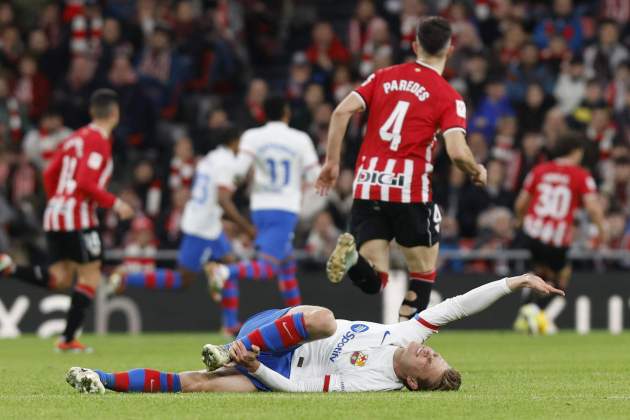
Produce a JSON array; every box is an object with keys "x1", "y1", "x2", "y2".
[
  {"x1": 406, "y1": 376, "x2": 419, "y2": 391},
  {"x1": 411, "y1": 40, "x2": 419, "y2": 57}
]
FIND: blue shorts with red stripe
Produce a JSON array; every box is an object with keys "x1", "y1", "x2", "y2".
[
  {"x1": 177, "y1": 232, "x2": 232, "y2": 272},
  {"x1": 235, "y1": 308, "x2": 296, "y2": 392}
]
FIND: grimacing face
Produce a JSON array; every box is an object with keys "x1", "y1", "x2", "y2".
[{"x1": 400, "y1": 342, "x2": 449, "y2": 390}]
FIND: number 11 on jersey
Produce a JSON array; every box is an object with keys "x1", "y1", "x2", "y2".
[{"x1": 379, "y1": 100, "x2": 410, "y2": 151}]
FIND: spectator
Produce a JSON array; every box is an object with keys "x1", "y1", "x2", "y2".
[
  {"x1": 240, "y1": 78, "x2": 268, "y2": 128},
  {"x1": 471, "y1": 78, "x2": 514, "y2": 141},
  {"x1": 22, "y1": 110, "x2": 72, "y2": 169},
  {"x1": 583, "y1": 19, "x2": 629, "y2": 82},
  {"x1": 533, "y1": 0, "x2": 584, "y2": 53},
  {"x1": 516, "y1": 83, "x2": 555, "y2": 137},
  {"x1": 348, "y1": 0, "x2": 385, "y2": 59},
  {"x1": 169, "y1": 136, "x2": 196, "y2": 191},
  {"x1": 122, "y1": 215, "x2": 158, "y2": 273},
  {"x1": 286, "y1": 52, "x2": 312, "y2": 103},
  {"x1": 0, "y1": 76, "x2": 29, "y2": 148},
  {"x1": 157, "y1": 186, "x2": 190, "y2": 248},
  {"x1": 54, "y1": 55, "x2": 98, "y2": 128},
  {"x1": 306, "y1": 21, "x2": 350, "y2": 73},
  {"x1": 13, "y1": 55, "x2": 51, "y2": 120},
  {"x1": 398, "y1": 0, "x2": 425, "y2": 55},
  {"x1": 511, "y1": 132, "x2": 546, "y2": 191},
  {"x1": 483, "y1": 159, "x2": 514, "y2": 209},
  {"x1": 554, "y1": 57, "x2": 587, "y2": 115},
  {"x1": 305, "y1": 211, "x2": 341, "y2": 261},
  {"x1": 505, "y1": 42, "x2": 554, "y2": 103},
  {"x1": 326, "y1": 169, "x2": 354, "y2": 230},
  {"x1": 132, "y1": 159, "x2": 162, "y2": 218}
]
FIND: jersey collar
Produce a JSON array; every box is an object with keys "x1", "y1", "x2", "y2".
[
  {"x1": 415, "y1": 60, "x2": 442, "y2": 75},
  {"x1": 88, "y1": 123, "x2": 109, "y2": 140},
  {"x1": 265, "y1": 121, "x2": 287, "y2": 128}
]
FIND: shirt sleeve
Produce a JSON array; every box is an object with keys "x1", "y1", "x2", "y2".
[
  {"x1": 251, "y1": 364, "x2": 337, "y2": 392},
  {"x1": 213, "y1": 162, "x2": 236, "y2": 191},
  {"x1": 578, "y1": 171, "x2": 597, "y2": 196},
  {"x1": 522, "y1": 168, "x2": 538, "y2": 194},
  {"x1": 353, "y1": 72, "x2": 377, "y2": 109},
  {"x1": 42, "y1": 148, "x2": 63, "y2": 199},
  {"x1": 417, "y1": 278, "x2": 512, "y2": 328},
  {"x1": 234, "y1": 133, "x2": 256, "y2": 181},
  {"x1": 439, "y1": 90, "x2": 467, "y2": 135}
]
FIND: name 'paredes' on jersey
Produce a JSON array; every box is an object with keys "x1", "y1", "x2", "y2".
[{"x1": 383, "y1": 79, "x2": 430, "y2": 101}]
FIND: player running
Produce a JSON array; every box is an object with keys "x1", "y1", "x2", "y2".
[
  {"x1": 205, "y1": 96, "x2": 320, "y2": 335},
  {"x1": 0, "y1": 89, "x2": 134, "y2": 351},
  {"x1": 107, "y1": 127, "x2": 254, "y2": 311},
  {"x1": 513, "y1": 132, "x2": 606, "y2": 334},
  {"x1": 316, "y1": 16, "x2": 486, "y2": 321},
  {"x1": 66, "y1": 273, "x2": 562, "y2": 394}
]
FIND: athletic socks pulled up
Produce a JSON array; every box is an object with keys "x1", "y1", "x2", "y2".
[
  {"x1": 277, "y1": 259, "x2": 301, "y2": 306},
  {"x1": 221, "y1": 277, "x2": 240, "y2": 331},
  {"x1": 62, "y1": 284, "x2": 95, "y2": 343},
  {"x1": 399, "y1": 271, "x2": 436, "y2": 321},
  {"x1": 227, "y1": 259, "x2": 278, "y2": 281},
  {"x1": 239, "y1": 312, "x2": 308, "y2": 352},
  {"x1": 123, "y1": 269, "x2": 182, "y2": 290},
  {"x1": 347, "y1": 254, "x2": 387, "y2": 294},
  {"x1": 95, "y1": 369, "x2": 181, "y2": 393}
]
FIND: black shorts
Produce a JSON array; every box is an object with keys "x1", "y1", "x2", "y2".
[
  {"x1": 525, "y1": 235, "x2": 569, "y2": 272},
  {"x1": 45, "y1": 229, "x2": 104, "y2": 264},
  {"x1": 349, "y1": 199, "x2": 441, "y2": 248}
]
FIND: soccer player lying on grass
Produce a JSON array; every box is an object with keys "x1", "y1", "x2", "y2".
[{"x1": 66, "y1": 273, "x2": 562, "y2": 394}]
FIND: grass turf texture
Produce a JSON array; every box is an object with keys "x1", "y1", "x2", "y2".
[{"x1": 1, "y1": 332, "x2": 629, "y2": 419}]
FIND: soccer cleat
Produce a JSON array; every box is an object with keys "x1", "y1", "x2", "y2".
[
  {"x1": 66, "y1": 367, "x2": 105, "y2": 394},
  {"x1": 326, "y1": 233, "x2": 358, "y2": 284},
  {"x1": 56, "y1": 339, "x2": 94, "y2": 353},
  {"x1": 519, "y1": 303, "x2": 541, "y2": 336},
  {"x1": 201, "y1": 343, "x2": 231, "y2": 372},
  {"x1": 537, "y1": 311, "x2": 558, "y2": 335},
  {"x1": 205, "y1": 262, "x2": 229, "y2": 303},
  {"x1": 0, "y1": 253, "x2": 15, "y2": 277}
]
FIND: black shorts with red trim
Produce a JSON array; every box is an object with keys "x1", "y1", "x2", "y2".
[
  {"x1": 349, "y1": 199, "x2": 441, "y2": 248},
  {"x1": 45, "y1": 228, "x2": 103, "y2": 264},
  {"x1": 525, "y1": 235, "x2": 569, "y2": 273}
]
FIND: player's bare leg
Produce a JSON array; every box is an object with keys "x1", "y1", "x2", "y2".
[
  {"x1": 202, "y1": 305, "x2": 336, "y2": 371},
  {"x1": 327, "y1": 234, "x2": 390, "y2": 294},
  {"x1": 398, "y1": 243, "x2": 439, "y2": 321},
  {"x1": 179, "y1": 368, "x2": 257, "y2": 392},
  {"x1": 57, "y1": 261, "x2": 101, "y2": 352}
]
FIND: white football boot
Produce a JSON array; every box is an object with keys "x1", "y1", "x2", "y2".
[
  {"x1": 0, "y1": 253, "x2": 15, "y2": 277},
  {"x1": 205, "y1": 263, "x2": 229, "y2": 302},
  {"x1": 326, "y1": 233, "x2": 358, "y2": 284},
  {"x1": 66, "y1": 367, "x2": 105, "y2": 394},
  {"x1": 201, "y1": 343, "x2": 231, "y2": 372}
]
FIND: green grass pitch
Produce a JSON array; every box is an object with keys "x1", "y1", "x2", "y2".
[{"x1": 1, "y1": 332, "x2": 629, "y2": 419}]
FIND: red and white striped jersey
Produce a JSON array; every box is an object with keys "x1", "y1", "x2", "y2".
[
  {"x1": 352, "y1": 61, "x2": 466, "y2": 203},
  {"x1": 43, "y1": 124, "x2": 116, "y2": 232},
  {"x1": 522, "y1": 161, "x2": 597, "y2": 247}
]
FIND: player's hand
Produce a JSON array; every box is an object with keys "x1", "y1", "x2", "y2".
[
  {"x1": 244, "y1": 224, "x2": 257, "y2": 240},
  {"x1": 471, "y1": 164, "x2": 487, "y2": 187},
  {"x1": 113, "y1": 199, "x2": 134, "y2": 220},
  {"x1": 506, "y1": 273, "x2": 565, "y2": 296},
  {"x1": 229, "y1": 340, "x2": 261, "y2": 373},
  {"x1": 315, "y1": 161, "x2": 339, "y2": 196}
]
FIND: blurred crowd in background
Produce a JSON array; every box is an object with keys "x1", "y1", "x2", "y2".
[{"x1": 0, "y1": 0, "x2": 628, "y2": 274}]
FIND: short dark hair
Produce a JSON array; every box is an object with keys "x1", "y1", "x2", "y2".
[
  {"x1": 415, "y1": 368, "x2": 462, "y2": 392},
  {"x1": 217, "y1": 125, "x2": 241, "y2": 146},
  {"x1": 264, "y1": 95, "x2": 288, "y2": 121},
  {"x1": 416, "y1": 16, "x2": 452, "y2": 56},
  {"x1": 553, "y1": 132, "x2": 586, "y2": 158},
  {"x1": 90, "y1": 88, "x2": 119, "y2": 119}
]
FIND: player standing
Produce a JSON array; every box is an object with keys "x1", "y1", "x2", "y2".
[
  {"x1": 206, "y1": 96, "x2": 320, "y2": 335},
  {"x1": 316, "y1": 17, "x2": 486, "y2": 320},
  {"x1": 107, "y1": 127, "x2": 255, "y2": 311},
  {"x1": 0, "y1": 89, "x2": 134, "y2": 351},
  {"x1": 513, "y1": 132, "x2": 606, "y2": 334}
]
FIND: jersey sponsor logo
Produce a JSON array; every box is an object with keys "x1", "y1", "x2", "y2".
[
  {"x1": 350, "y1": 323, "x2": 369, "y2": 333},
  {"x1": 329, "y1": 324, "x2": 369, "y2": 362},
  {"x1": 87, "y1": 152, "x2": 103, "y2": 170},
  {"x1": 350, "y1": 351, "x2": 368, "y2": 367},
  {"x1": 456, "y1": 100, "x2": 466, "y2": 118},
  {"x1": 380, "y1": 330, "x2": 390, "y2": 345},
  {"x1": 356, "y1": 168, "x2": 405, "y2": 187},
  {"x1": 382, "y1": 79, "x2": 430, "y2": 101}
]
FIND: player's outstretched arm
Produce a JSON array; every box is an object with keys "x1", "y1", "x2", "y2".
[
  {"x1": 418, "y1": 273, "x2": 563, "y2": 329},
  {"x1": 316, "y1": 93, "x2": 364, "y2": 195}
]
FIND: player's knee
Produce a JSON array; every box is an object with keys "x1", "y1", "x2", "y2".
[{"x1": 306, "y1": 308, "x2": 336, "y2": 338}]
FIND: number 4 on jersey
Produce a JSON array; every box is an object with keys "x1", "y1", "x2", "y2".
[{"x1": 379, "y1": 100, "x2": 410, "y2": 151}]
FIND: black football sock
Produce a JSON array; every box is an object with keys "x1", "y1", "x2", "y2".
[
  {"x1": 12, "y1": 265, "x2": 52, "y2": 289},
  {"x1": 347, "y1": 254, "x2": 383, "y2": 294},
  {"x1": 399, "y1": 271, "x2": 436, "y2": 320},
  {"x1": 62, "y1": 284, "x2": 95, "y2": 343}
]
